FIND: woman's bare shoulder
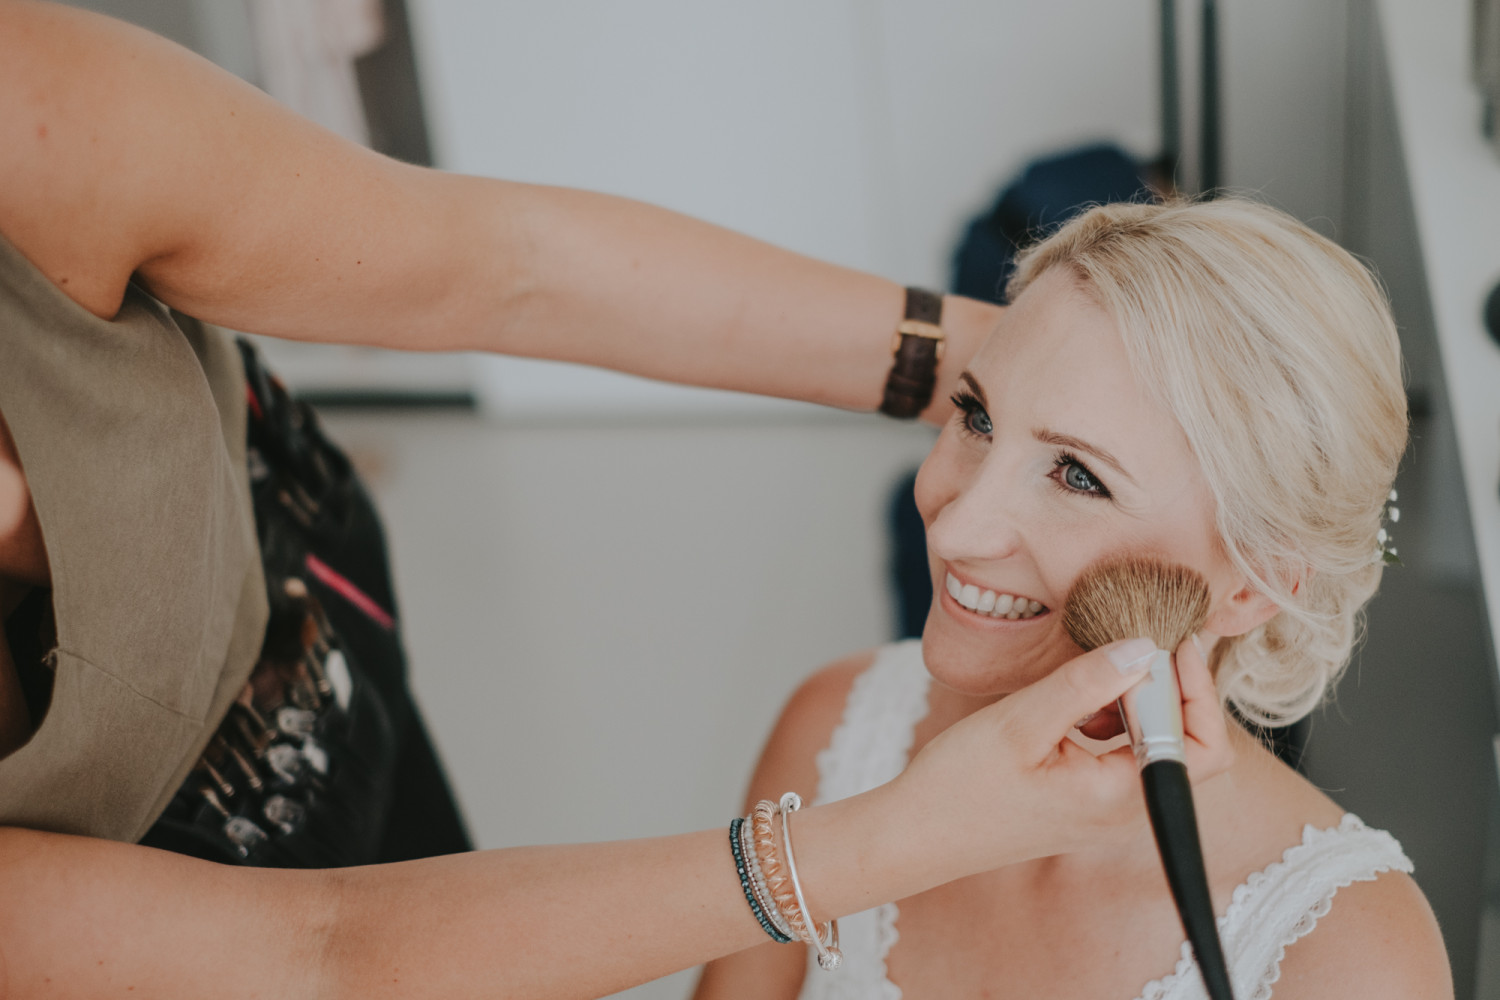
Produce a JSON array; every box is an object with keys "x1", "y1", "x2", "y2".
[
  {"x1": 1270, "y1": 866, "x2": 1452, "y2": 1000},
  {"x1": 779, "y1": 648, "x2": 880, "y2": 735}
]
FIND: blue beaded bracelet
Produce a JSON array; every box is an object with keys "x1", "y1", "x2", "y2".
[{"x1": 730, "y1": 817, "x2": 794, "y2": 943}]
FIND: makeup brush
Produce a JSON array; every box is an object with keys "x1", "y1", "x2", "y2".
[{"x1": 1062, "y1": 556, "x2": 1235, "y2": 1000}]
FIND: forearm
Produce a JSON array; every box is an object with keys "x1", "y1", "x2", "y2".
[
  {"x1": 175, "y1": 162, "x2": 996, "y2": 423},
  {"x1": 426, "y1": 177, "x2": 998, "y2": 420},
  {"x1": 325, "y1": 788, "x2": 946, "y2": 999},
  {"x1": 0, "y1": 788, "x2": 941, "y2": 1000},
  {"x1": 327, "y1": 830, "x2": 769, "y2": 999}
]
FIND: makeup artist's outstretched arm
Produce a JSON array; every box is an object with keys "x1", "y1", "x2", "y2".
[
  {"x1": 0, "y1": 642, "x2": 1227, "y2": 1000},
  {"x1": 0, "y1": 1, "x2": 997, "y2": 423}
]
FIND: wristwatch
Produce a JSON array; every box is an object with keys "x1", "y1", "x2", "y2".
[{"x1": 879, "y1": 287, "x2": 946, "y2": 418}]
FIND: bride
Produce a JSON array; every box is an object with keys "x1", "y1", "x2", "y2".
[{"x1": 694, "y1": 199, "x2": 1450, "y2": 1000}]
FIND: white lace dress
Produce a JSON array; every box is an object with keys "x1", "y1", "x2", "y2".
[{"x1": 796, "y1": 640, "x2": 1413, "y2": 1000}]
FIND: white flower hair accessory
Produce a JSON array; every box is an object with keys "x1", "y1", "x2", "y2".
[{"x1": 1374, "y1": 489, "x2": 1400, "y2": 565}]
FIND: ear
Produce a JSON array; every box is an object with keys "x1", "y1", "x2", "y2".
[{"x1": 1203, "y1": 582, "x2": 1281, "y2": 637}]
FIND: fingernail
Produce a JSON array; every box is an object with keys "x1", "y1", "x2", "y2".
[
  {"x1": 1106, "y1": 637, "x2": 1157, "y2": 673},
  {"x1": 1074, "y1": 711, "x2": 1099, "y2": 729},
  {"x1": 1191, "y1": 632, "x2": 1206, "y2": 657}
]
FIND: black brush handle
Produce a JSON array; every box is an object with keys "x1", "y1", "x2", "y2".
[{"x1": 1141, "y1": 759, "x2": 1235, "y2": 1000}]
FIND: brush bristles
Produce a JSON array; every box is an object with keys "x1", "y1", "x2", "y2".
[{"x1": 1063, "y1": 556, "x2": 1211, "y2": 653}]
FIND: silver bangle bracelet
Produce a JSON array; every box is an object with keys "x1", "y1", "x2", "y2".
[{"x1": 778, "y1": 791, "x2": 843, "y2": 971}]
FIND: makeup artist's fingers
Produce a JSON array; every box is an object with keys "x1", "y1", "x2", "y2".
[
  {"x1": 1004, "y1": 637, "x2": 1155, "y2": 758},
  {"x1": 1175, "y1": 631, "x2": 1235, "y2": 780},
  {"x1": 891, "y1": 639, "x2": 1159, "y2": 872}
]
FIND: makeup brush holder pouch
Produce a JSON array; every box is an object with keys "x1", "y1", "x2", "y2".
[{"x1": 139, "y1": 341, "x2": 407, "y2": 868}]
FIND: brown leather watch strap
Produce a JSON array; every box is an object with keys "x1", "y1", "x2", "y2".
[{"x1": 879, "y1": 287, "x2": 945, "y2": 418}]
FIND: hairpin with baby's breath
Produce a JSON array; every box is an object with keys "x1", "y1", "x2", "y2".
[{"x1": 1374, "y1": 488, "x2": 1401, "y2": 565}]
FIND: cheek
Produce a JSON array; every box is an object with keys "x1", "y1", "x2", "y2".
[{"x1": 1106, "y1": 514, "x2": 1239, "y2": 620}]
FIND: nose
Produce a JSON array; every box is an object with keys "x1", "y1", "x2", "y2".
[{"x1": 921, "y1": 455, "x2": 1027, "y2": 566}]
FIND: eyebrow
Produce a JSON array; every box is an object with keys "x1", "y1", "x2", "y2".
[
  {"x1": 1035, "y1": 429, "x2": 1138, "y2": 488},
  {"x1": 958, "y1": 371, "x2": 988, "y2": 408}
]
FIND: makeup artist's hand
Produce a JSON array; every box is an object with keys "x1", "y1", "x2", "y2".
[
  {"x1": 1173, "y1": 629, "x2": 1233, "y2": 777},
  {"x1": 1075, "y1": 630, "x2": 1223, "y2": 752},
  {"x1": 887, "y1": 635, "x2": 1234, "y2": 884}
]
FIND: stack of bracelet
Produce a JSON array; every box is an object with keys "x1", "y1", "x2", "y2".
[{"x1": 729, "y1": 791, "x2": 843, "y2": 971}]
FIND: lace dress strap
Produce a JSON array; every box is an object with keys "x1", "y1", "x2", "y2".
[
  {"x1": 799, "y1": 640, "x2": 930, "y2": 1000},
  {"x1": 813, "y1": 640, "x2": 931, "y2": 805},
  {"x1": 1135, "y1": 813, "x2": 1414, "y2": 1000}
]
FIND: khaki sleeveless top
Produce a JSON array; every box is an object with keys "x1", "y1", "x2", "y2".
[{"x1": 0, "y1": 232, "x2": 269, "y2": 842}]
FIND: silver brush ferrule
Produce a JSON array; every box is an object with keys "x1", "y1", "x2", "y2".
[{"x1": 1119, "y1": 648, "x2": 1186, "y2": 767}]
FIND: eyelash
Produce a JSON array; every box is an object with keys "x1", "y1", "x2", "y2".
[
  {"x1": 1051, "y1": 452, "x2": 1113, "y2": 500},
  {"x1": 948, "y1": 389, "x2": 1113, "y2": 500},
  {"x1": 949, "y1": 388, "x2": 991, "y2": 438}
]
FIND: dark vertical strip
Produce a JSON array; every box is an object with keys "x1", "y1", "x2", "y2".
[
  {"x1": 355, "y1": 0, "x2": 435, "y2": 167},
  {"x1": 1200, "y1": 0, "x2": 1222, "y2": 196}
]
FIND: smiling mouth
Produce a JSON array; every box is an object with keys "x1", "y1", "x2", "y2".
[{"x1": 944, "y1": 572, "x2": 1049, "y2": 620}]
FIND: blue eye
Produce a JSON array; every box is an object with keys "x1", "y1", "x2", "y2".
[
  {"x1": 949, "y1": 389, "x2": 992, "y2": 438},
  {"x1": 1053, "y1": 454, "x2": 1111, "y2": 499},
  {"x1": 1062, "y1": 462, "x2": 1097, "y2": 491}
]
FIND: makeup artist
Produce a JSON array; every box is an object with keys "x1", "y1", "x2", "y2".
[{"x1": 0, "y1": 4, "x2": 1238, "y2": 997}]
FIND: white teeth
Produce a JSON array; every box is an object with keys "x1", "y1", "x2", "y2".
[{"x1": 945, "y1": 573, "x2": 1045, "y2": 619}]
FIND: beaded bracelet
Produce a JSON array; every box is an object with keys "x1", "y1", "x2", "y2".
[
  {"x1": 730, "y1": 817, "x2": 794, "y2": 943},
  {"x1": 739, "y1": 811, "x2": 797, "y2": 940}
]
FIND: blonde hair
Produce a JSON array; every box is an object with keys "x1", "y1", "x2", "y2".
[{"x1": 1008, "y1": 199, "x2": 1407, "y2": 725}]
